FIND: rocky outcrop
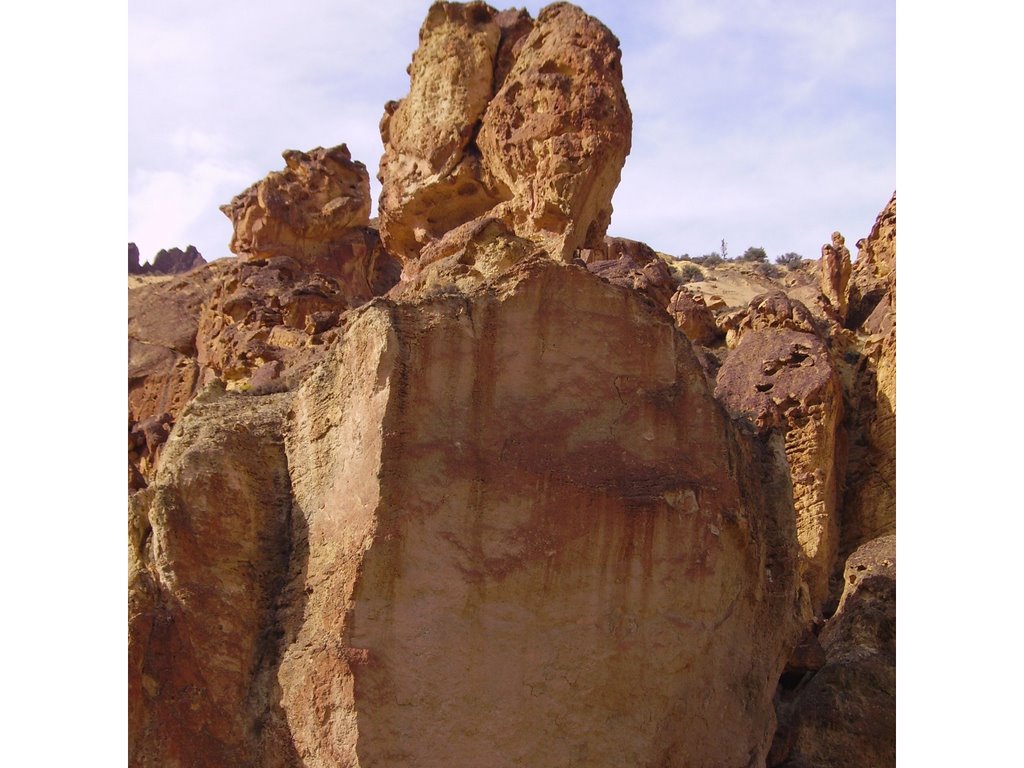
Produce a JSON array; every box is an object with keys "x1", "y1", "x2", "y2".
[
  {"x1": 220, "y1": 145, "x2": 374, "y2": 275},
  {"x1": 585, "y1": 237, "x2": 677, "y2": 309},
  {"x1": 129, "y1": 389, "x2": 296, "y2": 765},
  {"x1": 128, "y1": 144, "x2": 401, "y2": 489},
  {"x1": 715, "y1": 328, "x2": 843, "y2": 616},
  {"x1": 840, "y1": 194, "x2": 896, "y2": 555},
  {"x1": 128, "y1": 3, "x2": 896, "y2": 764},
  {"x1": 129, "y1": 242, "x2": 141, "y2": 273},
  {"x1": 769, "y1": 534, "x2": 895, "y2": 767},
  {"x1": 668, "y1": 288, "x2": 721, "y2": 346},
  {"x1": 378, "y1": 2, "x2": 631, "y2": 279},
  {"x1": 719, "y1": 291, "x2": 819, "y2": 349},
  {"x1": 818, "y1": 232, "x2": 851, "y2": 322},
  {"x1": 129, "y1": 244, "x2": 207, "y2": 275},
  {"x1": 848, "y1": 192, "x2": 896, "y2": 332},
  {"x1": 128, "y1": 262, "x2": 228, "y2": 488},
  {"x1": 130, "y1": 257, "x2": 803, "y2": 767}
]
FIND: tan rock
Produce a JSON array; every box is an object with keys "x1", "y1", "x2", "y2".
[
  {"x1": 128, "y1": 389, "x2": 298, "y2": 766},
  {"x1": 818, "y1": 231, "x2": 852, "y2": 322},
  {"x1": 220, "y1": 145, "x2": 371, "y2": 270},
  {"x1": 130, "y1": 258, "x2": 802, "y2": 767},
  {"x1": 379, "y1": 2, "x2": 631, "y2": 275},
  {"x1": 668, "y1": 288, "x2": 721, "y2": 346},
  {"x1": 841, "y1": 194, "x2": 896, "y2": 553},
  {"x1": 715, "y1": 328, "x2": 844, "y2": 616}
]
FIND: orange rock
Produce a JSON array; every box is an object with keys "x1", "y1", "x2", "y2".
[
  {"x1": 129, "y1": 258, "x2": 802, "y2": 767},
  {"x1": 220, "y1": 144, "x2": 372, "y2": 270},
  {"x1": 819, "y1": 231, "x2": 852, "y2": 321},
  {"x1": 379, "y1": 2, "x2": 631, "y2": 277}
]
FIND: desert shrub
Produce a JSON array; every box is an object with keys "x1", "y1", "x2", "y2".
[
  {"x1": 755, "y1": 262, "x2": 781, "y2": 279},
  {"x1": 675, "y1": 253, "x2": 692, "y2": 262},
  {"x1": 243, "y1": 379, "x2": 292, "y2": 396},
  {"x1": 698, "y1": 253, "x2": 723, "y2": 267},
  {"x1": 739, "y1": 246, "x2": 768, "y2": 263},
  {"x1": 677, "y1": 263, "x2": 704, "y2": 283},
  {"x1": 776, "y1": 252, "x2": 805, "y2": 269}
]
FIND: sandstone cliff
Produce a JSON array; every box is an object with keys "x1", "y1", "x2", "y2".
[{"x1": 128, "y1": 3, "x2": 895, "y2": 765}]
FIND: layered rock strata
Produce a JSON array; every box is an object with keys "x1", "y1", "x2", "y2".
[
  {"x1": 129, "y1": 257, "x2": 803, "y2": 767},
  {"x1": 378, "y1": 1, "x2": 632, "y2": 278}
]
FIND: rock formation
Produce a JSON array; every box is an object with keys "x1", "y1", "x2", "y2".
[
  {"x1": 841, "y1": 193, "x2": 896, "y2": 554},
  {"x1": 220, "y1": 145, "x2": 375, "y2": 277},
  {"x1": 128, "y1": 3, "x2": 896, "y2": 765},
  {"x1": 668, "y1": 288, "x2": 721, "y2": 346},
  {"x1": 130, "y1": 256, "x2": 803, "y2": 767},
  {"x1": 769, "y1": 535, "x2": 895, "y2": 767},
  {"x1": 818, "y1": 232, "x2": 851, "y2": 322},
  {"x1": 715, "y1": 328, "x2": 843, "y2": 616},
  {"x1": 129, "y1": 243, "x2": 207, "y2": 275},
  {"x1": 584, "y1": 237, "x2": 678, "y2": 309},
  {"x1": 378, "y1": 1, "x2": 631, "y2": 281},
  {"x1": 128, "y1": 147, "x2": 401, "y2": 490}
]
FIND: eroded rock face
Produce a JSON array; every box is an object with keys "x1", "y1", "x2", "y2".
[
  {"x1": 769, "y1": 535, "x2": 895, "y2": 768},
  {"x1": 378, "y1": 2, "x2": 631, "y2": 277},
  {"x1": 715, "y1": 328, "x2": 843, "y2": 616},
  {"x1": 130, "y1": 258, "x2": 802, "y2": 767}
]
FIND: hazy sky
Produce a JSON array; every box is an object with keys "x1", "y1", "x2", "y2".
[{"x1": 128, "y1": 0, "x2": 895, "y2": 264}]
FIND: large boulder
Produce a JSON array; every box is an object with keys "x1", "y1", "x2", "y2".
[
  {"x1": 378, "y1": 2, "x2": 631, "y2": 278},
  {"x1": 220, "y1": 145, "x2": 376, "y2": 277},
  {"x1": 129, "y1": 258, "x2": 802, "y2": 767}
]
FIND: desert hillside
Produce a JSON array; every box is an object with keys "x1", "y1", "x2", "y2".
[{"x1": 128, "y1": 3, "x2": 895, "y2": 766}]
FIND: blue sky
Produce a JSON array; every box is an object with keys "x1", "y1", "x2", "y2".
[{"x1": 128, "y1": 0, "x2": 895, "y2": 263}]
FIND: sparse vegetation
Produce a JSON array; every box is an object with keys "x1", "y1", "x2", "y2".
[
  {"x1": 775, "y1": 252, "x2": 805, "y2": 269},
  {"x1": 694, "y1": 253, "x2": 723, "y2": 267},
  {"x1": 739, "y1": 246, "x2": 768, "y2": 263},
  {"x1": 755, "y1": 262, "x2": 781, "y2": 279},
  {"x1": 677, "y1": 263, "x2": 704, "y2": 283}
]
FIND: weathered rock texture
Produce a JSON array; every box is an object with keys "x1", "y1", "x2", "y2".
[
  {"x1": 715, "y1": 328, "x2": 843, "y2": 616},
  {"x1": 378, "y1": 1, "x2": 631, "y2": 279},
  {"x1": 841, "y1": 193, "x2": 896, "y2": 554},
  {"x1": 769, "y1": 535, "x2": 896, "y2": 768},
  {"x1": 129, "y1": 257, "x2": 803, "y2": 767},
  {"x1": 220, "y1": 145, "x2": 374, "y2": 276},
  {"x1": 128, "y1": 3, "x2": 896, "y2": 764},
  {"x1": 818, "y1": 232, "x2": 851, "y2": 322},
  {"x1": 128, "y1": 145, "x2": 401, "y2": 490},
  {"x1": 584, "y1": 237, "x2": 678, "y2": 310},
  {"x1": 668, "y1": 288, "x2": 721, "y2": 346}
]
